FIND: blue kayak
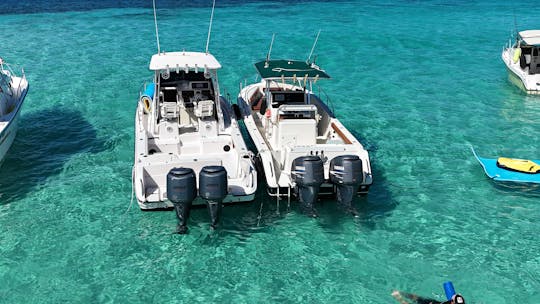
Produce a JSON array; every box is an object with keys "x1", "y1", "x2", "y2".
[{"x1": 472, "y1": 147, "x2": 540, "y2": 183}]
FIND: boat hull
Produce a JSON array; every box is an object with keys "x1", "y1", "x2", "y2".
[
  {"x1": 502, "y1": 48, "x2": 540, "y2": 94},
  {"x1": 0, "y1": 75, "x2": 28, "y2": 167},
  {"x1": 238, "y1": 82, "x2": 373, "y2": 199},
  {"x1": 133, "y1": 95, "x2": 257, "y2": 210},
  {"x1": 0, "y1": 110, "x2": 20, "y2": 163}
]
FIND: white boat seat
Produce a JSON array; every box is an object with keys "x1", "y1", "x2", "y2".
[
  {"x1": 195, "y1": 100, "x2": 214, "y2": 118},
  {"x1": 249, "y1": 88, "x2": 264, "y2": 111},
  {"x1": 525, "y1": 54, "x2": 531, "y2": 64},
  {"x1": 161, "y1": 102, "x2": 179, "y2": 120}
]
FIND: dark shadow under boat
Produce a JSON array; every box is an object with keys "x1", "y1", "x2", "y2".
[{"x1": 0, "y1": 107, "x2": 106, "y2": 203}]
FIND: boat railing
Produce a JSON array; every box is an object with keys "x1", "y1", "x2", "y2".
[
  {"x1": 0, "y1": 61, "x2": 26, "y2": 98},
  {"x1": 314, "y1": 84, "x2": 335, "y2": 115}
]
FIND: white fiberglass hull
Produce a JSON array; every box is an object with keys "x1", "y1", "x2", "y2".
[
  {"x1": 0, "y1": 110, "x2": 20, "y2": 164},
  {"x1": 502, "y1": 48, "x2": 540, "y2": 94},
  {"x1": 0, "y1": 74, "x2": 28, "y2": 167},
  {"x1": 133, "y1": 97, "x2": 257, "y2": 210},
  {"x1": 238, "y1": 82, "x2": 373, "y2": 196}
]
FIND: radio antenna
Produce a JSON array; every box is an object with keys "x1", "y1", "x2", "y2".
[
  {"x1": 266, "y1": 33, "x2": 275, "y2": 65},
  {"x1": 152, "y1": 0, "x2": 161, "y2": 54},
  {"x1": 513, "y1": 9, "x2": 518, "y2": 36},
  {"x1": 307, "y1": 29, "x2": 321, "y2": 62},
  {"x1": 205, "y1": 0, "x2": 216, "y2": 54}
]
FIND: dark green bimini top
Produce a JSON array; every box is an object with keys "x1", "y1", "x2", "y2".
[{"x1": 254, "y1": 60, "x2": 330, "y2": 79}]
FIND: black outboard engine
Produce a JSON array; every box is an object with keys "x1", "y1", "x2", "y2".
[
  {"x1": 199, "y1": 166, "x2": 228, "y2": 229},
  {"x1": 167, "y1": 167, "x2": 197, "y2": 234},
  {"x1": 329, "y1": 155, "x2": 363, "y2": 213},
  {"x1": 291, "y1": 156, "x2": 324, "y2": 217}
]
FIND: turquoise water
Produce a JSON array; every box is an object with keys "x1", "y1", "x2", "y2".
[{"x1": 1, "y1": 1, "x2": 540, "y2": 303}]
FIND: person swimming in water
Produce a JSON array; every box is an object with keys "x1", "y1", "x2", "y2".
[{"x1": 391, "y1": 290, "x2": 466, "y2": 304}]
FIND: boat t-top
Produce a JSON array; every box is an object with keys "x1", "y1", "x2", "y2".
[
  {"x1": 0, "y1": 58, "x2": 28, "y2": 166},
  {"x1": 133, "y1": 2, "x2": 257, "y2": 233},
  {"x1": 502, "y1": 30, "x2": 540, "y2": 94},
  {"x1": 237, "y1": 57, "x2": 373, "y2": 216}
]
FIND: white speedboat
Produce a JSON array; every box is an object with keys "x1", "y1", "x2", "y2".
[
  {"x1": 133, "y1": 52, "x2": 257, "y2": 232},
  {"x1": 238, "y1": 59, "x2": 373, "y2": 216},
  {"x1": 502, "y1": 30, "x2": 540, "y2": 94},
  {"x1": 0, "y1": 58, "x2": 28, "y2": 166}
]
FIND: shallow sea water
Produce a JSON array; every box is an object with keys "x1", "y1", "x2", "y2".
[{"x1": 1, "y1": 1, "x2": 540, "y2": 303}]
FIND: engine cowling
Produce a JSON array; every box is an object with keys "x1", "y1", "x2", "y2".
[
  {"x1": 167, "y1": 167, "x2": 197, "y2": 234},
  {"x1": 291, "y1": 156, "x2": 324, "y2": 217},
  {"x1": 199, "y1": 166, "x2": 228, "y2": 229},
  {"x1": 329, "y1": 155, "x2": 363, "y2": 213}
]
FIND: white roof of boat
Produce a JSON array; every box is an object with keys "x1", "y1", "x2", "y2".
[
  {"x1": 519, "y1": 30, "x2": 540, "y2": 46},
  {"x1": 149, "y1": 52, "x2": 221, "y2": 71}
]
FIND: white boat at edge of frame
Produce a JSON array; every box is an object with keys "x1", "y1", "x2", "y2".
[
  {"x1": 237, "y1": 58, "x2": 373, "y2": 215},
  {"x1": 502, "y1": 30, "x2": 540, "y2": 94},
  {"x1": 0, "y1": 58, "x2": 29, "y2": 166}
]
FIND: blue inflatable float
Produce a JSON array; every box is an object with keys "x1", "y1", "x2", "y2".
[{"x1": 472, "y1": 147, "x2": 540, "y2": 184}]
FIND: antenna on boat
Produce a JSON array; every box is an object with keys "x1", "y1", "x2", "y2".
[
  {"x1": 205, "y1": 0, "x2": 216, "y2": 54},
  {"x1": 512, "y1": 9, "x2": 518, "y2": 36},
  {"x1": 307, "y1": 29, "x2": 321, "y2": 63},
  {"x1": 152, "y1": 0, "x2": 161, "y2": 54},
  {"x1": 265, "y1": 33, "x2": 275, "y2": 67}
]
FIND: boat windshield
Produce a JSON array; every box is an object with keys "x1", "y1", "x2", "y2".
[{"x1": 271, "y1": 91, "x2": 305, "y2": 107}]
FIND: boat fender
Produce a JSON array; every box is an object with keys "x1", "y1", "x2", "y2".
[
  {"x1": 513, "y1": 48, "x2": 522, "y2": 64},
  {"x1": 140, "y1": 98, "x2": 151, "y2": 114},
  {"x1": 140, "y1": 83, "x2": 155, "y2": 114},
  {"x1": 265, "y1": 108, "x2": 271, "y2": 119},
  {"x1": 199, "y1": 166, "x2": 228, "y2": 229},
  {"x1": 167, "y1": 167, "x2": 197, "y2": 234},
  {"x1": 232, "y1": 103, "x2": 242, "y2": 120}
]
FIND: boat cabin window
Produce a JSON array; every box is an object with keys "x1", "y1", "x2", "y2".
[
  {"x1": 519, "y1": 46, "x2": 540, "y2": 75},
  {"x1": 278, "y1": 109, "x2": 316, "y2": 120},
  {"x1": 271, "y1": 91, "x2": 305, "y2": 108},
  {"x1": 157, "y1": 71, "x2": 215, "y2": 105},
  {"x1": 161, "y1": 87, "x2": 177, "y2": 102}
]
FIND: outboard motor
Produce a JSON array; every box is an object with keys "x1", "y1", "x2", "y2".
[
  {"x1": 291, "y1": 156, "x2": 324, "y2": 217},
  {"x1": 167, "y1": 167, "x2": 197, "y2": 234},
  {"x1": 329, "y1": 155, "x2": 363, "y2": 213},
  {"x1": 199, "y1": 166, "x2": 228, "y2": 229}
]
